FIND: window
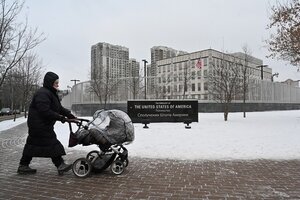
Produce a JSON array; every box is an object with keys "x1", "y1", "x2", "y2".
[
  {"x1": 204, "y1": 82, "x2": 208, "y2": 90},
  {"x1": 184, "y1": 61, "x2": 188, "y2": 69},
  {"x1": 192, "y1": 83, "x2": 195, "y2": 91},
  {"x1": 179, "y1": 85, "x2": 182, "y2": 92},
  {"x1": 211, "y1": 58, "x2": 215, "y2": 66},
  {"x1": 204, "y1": 57, "x2": 208, "y2": 66},
  {"x1": 198, "y1": 83, "x2": 201, "y2": 91},
  {"x1": 167, "y1": 75, "x2": 171, "y2": 82},
  {"x1": 197, "y1": 70, "x2": 201, "y2": 79},
  {"x1": 191, "y1": 71, "x2": 195, "y2": 80},
  {"x1": 204, "y1": 70, "x2": 207, "y2": 77},
  {"x1": 179, "y1": 73, "x2": 183, "y2": 81}
]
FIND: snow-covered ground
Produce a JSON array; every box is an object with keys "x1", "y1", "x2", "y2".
[
  {"x1": 1, "y1": 110, "x2": 300, "y2": 160},
  {"x1": 0, "y1": 117, "x2": 27, "y2": 131}
]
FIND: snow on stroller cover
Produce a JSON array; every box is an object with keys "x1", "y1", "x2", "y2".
[{"x1": 70, "y1": 109, "x2": 134, "y2": 149}]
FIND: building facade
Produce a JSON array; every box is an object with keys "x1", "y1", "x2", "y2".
[
  {"x1": 155, "y1": 49, "x2": 273, "y2": 101},
  {"x1": 149, "y1": 46, "x2": 187, "y2": 98}
]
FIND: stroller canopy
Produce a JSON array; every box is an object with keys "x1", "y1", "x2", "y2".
[{"x1": 89, "y1": 109, "x2": 135, "y2": 145}]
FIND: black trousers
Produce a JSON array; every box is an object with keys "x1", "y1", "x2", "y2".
[{"x1": 20, "y1": 155, "x2": 64, "y2": 168}]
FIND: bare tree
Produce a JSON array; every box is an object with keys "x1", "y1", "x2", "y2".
[
  {"x1": 155, "y1": 61, "x2": 195, "y2": 100},
  {"x1": 168, "y1": 61, "x2": 193, "y2": 99},
  {"x1": 0, "y1": 0, "x2": 45, "y2": 87},
  {"x1": 123, "y1": 59, "x2": 142, "y2": 100},
  {"x1": 126, "y1": 67, "x2": 143, "y2": 100},
  {"x1": 155, "y1": 71, "x2": 177, "y2": 99},
  {"x1": 241, "y1": 45, "x2": 252, "y2": 118},
  {"x1": 1, "y1": 53, "x2": 43, "y2": 118},
  {"x1": 267, "y1": 0, "x2": 300, "y2": 68},
  {"x1": 126, "y1": 77, "x2": 140, "y2": 99},
  {"x1": 17, "y1": 53, "x2": 43, "y2": 117},
  {"x1": 182, "y1": 61, "x2": 192, "y2": 98},
  {"x1": 207, "y1": 54, "x2": 243, "y2": 121},
  {"x1": 90, "y1": 67, "x2": 120, "y2": 109}
]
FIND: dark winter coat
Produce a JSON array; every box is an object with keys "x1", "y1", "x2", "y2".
[{"x1": 22, "y1": 72, "x2": 73, "y2": 158}]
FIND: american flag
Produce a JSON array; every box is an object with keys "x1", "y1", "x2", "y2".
[{"x1": 195, "y1": 59, "x2": 202, "y2": 69}]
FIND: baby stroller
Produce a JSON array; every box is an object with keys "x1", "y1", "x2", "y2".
[{"x1": 67, "y1": 109, "x2": 134, "y2": 178}]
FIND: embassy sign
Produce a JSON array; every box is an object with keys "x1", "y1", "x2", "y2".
[{"x1": 127, "y1": 100, "x2": 198, "y2": 127}]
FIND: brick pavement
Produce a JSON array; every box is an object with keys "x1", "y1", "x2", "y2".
[{"x1": 0, "y1": 123, "x2": 300, "y2": 199}]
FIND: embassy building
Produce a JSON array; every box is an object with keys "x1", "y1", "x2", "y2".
[
  {"x1": 153, "y1": 48, "x2": 300, "y2": 103},
  {"x1": 62, "y1": 46, "x2": 300, "y2": 115}
]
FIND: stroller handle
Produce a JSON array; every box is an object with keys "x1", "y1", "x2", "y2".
[
  {"x1": 66, "y1": 118, "x2": 90, "y2": 123},
  {"x1": 66, "y1": 118, "x2": 90, "y2": 133}
]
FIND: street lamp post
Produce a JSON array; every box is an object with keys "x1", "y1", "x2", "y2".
[
  {"x1": 142, "y1": 59, "x2": 148, "y2": 99},
  {"x1": 67, "y1": 85, "x2": 72, "y2": 92},
  {"x1": 256, "y1": 65, "x2": 268, "y2": 80},
  {"x1": 67, "y1": 85, "x2": 72, "y2": 109},
  {"x1": 70, "y1": 79, "x2": 80, "y2": 103},
  {"x1": 271, "y1": 73, "x2": 279, "y2": 82},
  {"x1": 71, "y1": 79, "x2": 80, "y2": 86}
]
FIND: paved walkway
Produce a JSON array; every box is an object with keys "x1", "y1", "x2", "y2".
[{"x1": 0, "y1": 123, "x2": 300, "y2": 199}]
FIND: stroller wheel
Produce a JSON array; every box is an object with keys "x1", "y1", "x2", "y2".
[
  {"x1": 72, "y1": 158, "x2": 92, "y2": 178},
  {"x1": 110, "y1": 160, "x2": 124, "y2": 175},
  {"x1": 117, "y1": 157, "x2": 129, "y2": 167},
  {"x1": 123, "y1": 158, "x2": 129, "y2": 167},
  {"x1": 86, "y1": 150, "x2": 100, "y2": 162}
]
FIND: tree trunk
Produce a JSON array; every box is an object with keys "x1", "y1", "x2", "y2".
[
  {"x1": 243, "y1": 70, "x2": 247, "y2": 118},
  {"x1": 243, "y1": 97, "x2": 246, "y2": 118},
  {"x1": 224, "y1": 103, "x2": 229, "y2": 121},
  {"x1": 224, "y1": 111, "x2": 228, "y2": 121}
]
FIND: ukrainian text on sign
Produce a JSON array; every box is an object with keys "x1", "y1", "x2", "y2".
[{"x1": 127, "y1": 100, "x2": 198, "y2": 123}]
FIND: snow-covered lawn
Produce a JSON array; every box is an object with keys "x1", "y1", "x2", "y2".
[{"x1": 1, "y1": 110, "x2": 300, "y2": 160}]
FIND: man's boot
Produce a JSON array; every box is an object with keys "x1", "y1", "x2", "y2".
[
  {"x1": 57, "y1": 162, "x2": 72, "y2": 175},
  {"x1": 17, "y1": 165, "x2": 37, "y2": 174}
]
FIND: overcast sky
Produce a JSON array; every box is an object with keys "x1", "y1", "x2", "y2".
[{"x1": 23, "y1": 0, "x2": 300, "y2": 89}]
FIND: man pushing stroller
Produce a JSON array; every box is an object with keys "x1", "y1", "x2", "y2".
[{"x1": 18, "y1": 72, "x2": 76, "y2": 175}]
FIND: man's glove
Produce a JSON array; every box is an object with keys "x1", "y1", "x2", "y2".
[
  {"x1": 67, "y1": 113, "x2": 76, "y2": 119},
  {"x1": 60, "y1": 116, "x2": 67, "y2": 123}
]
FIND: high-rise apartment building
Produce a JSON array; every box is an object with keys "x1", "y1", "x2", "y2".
[
  {"x1": 91, "y1": 42, "x2": 129, "y2": 79},
  {"x1": 91, "y1": 42, "x2": 140, "y2": 102},
  {"x1": 128, "y1": 59, "x2": 141, "y2": 99}
]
